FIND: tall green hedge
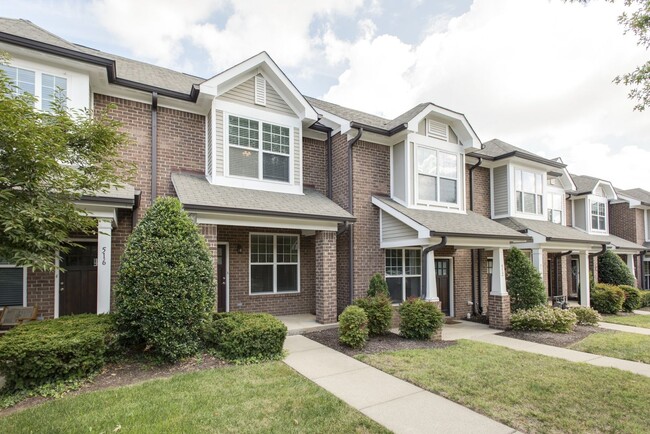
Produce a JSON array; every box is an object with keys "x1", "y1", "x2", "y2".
[
  {"x1": 598, "y1": 250, "x2": 635, "y2": 287},
  {"x1": 506, "y1": 247, "x2": 547, "y2": 311},
  {"x1": 115, "y1": 197, "x2": 215, "y2": 362}
]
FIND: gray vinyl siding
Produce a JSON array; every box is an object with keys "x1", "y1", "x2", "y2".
[
  {"x1": 382, "y1": 211, "x2": 418, "y2": 241},
  {"x1": 574, "y1": 198, "x2": 586, "y2": 230},
  {"x1": 493, "y1": 165, "x2": 508, "y2": 216},
  {"x1": 293, "y1": 127, "x2": 300, "y2": 186},
  {"x1": 392, "y1": 141, "x2": 406, "y2": 201},
  {"x1": 214, "y1": 109, "x2": 224, "y2": 176},
  {"x1": 206, "y1": 110, "x2": 213, "y2": 179},
  {"x1": 220, "y1": 74, "x2": 294, "y2": 116}
]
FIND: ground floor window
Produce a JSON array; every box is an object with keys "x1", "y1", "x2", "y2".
[
  {"x1": 644, "y1": 260, "x2": 650, "y2": 290},
  {"x1": 0, "y1": 261, "x2": 25, "y2": 306},
  {"x1": 385, "y1": 248, "x2": 421, "y2": 303},
  {"x1": 250, "y1": 234, "x2": 299, "y2": 294}
]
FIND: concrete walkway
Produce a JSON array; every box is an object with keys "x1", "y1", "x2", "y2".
[
  {"x1": 442, "y1": 321, "x2": 650, "y2": 378},
  {"x1": 284, "y1": 335, "x2": 517, "y2": 434},
  {"x1": 599, "y1": 321, "x2": 650, "y2": 335},
  {"x1": 633, "y1": 309, "x2": 650, "y2": 315}
]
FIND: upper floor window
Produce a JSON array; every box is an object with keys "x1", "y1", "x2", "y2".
[
  {"x1": 590, "y1": 200, "x2": 606, "y2": 231},
  {"x1": 1, "y1": 65, "x2": 67, "y2": 112},
  {"x1": 515, "y1": 169, "x2": 543, "y2": 215},
  {"x1": 547, "y1": 192, "x2": 564, "y2": 224},
  {"x1": 228, "y1": 115, "x2": 290, "y2": 183},
  {"x1": 416, "y1": 146, "x2": 458, "y2": 205},
  {"x1": 41, "y1": 73, "x2": 67, "y2": 112}
]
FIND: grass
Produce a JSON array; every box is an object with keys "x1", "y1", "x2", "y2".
[
  {"x1": 358, "y1": 340, "x2": 650, "y2": 434},
  {"x1": 570, "y1": 331, "x2": 650, "y2": 364},
  {"x1": 0, "y1": 362, "x2": 388, "y2": 434},
  {"x1": 601, "y1": 313, "x2": 650, "y2": 329}
]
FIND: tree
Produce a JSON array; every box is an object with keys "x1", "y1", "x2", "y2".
[
  {"x1": 114, "y1": 197, "x2": 215, "y2": 362},
  {"x1": 597, "y1": 249, "x2": 636, "y2": 286},
  {"x1": 506, "y1": 247, "x2": 547, "y2": 311},
  {"x1": 0, "y1": 58, "x2": 131, "y2": 270}
]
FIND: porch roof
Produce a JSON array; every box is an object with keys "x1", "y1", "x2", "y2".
[
  {"x1": 172, "y1": 172, "x2": 355, "y2": 223},
  {"x1": 80, "y1": 184, "x2": 138, "y2": 206}
]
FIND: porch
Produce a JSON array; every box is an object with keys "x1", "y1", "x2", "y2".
[{"x1": 277, "y1": 314, "x2": 338, "y2": 335}]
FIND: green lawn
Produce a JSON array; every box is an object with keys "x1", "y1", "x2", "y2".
[
  {"x1": 569, "y1": 331, "x2": 650, "y2": 364},
  {"x1": 601, "y1": 314, "x2": 650, "y2": 329},
  {"x1": 0, "y1": 362, "x2": 388, "y2": 434},
  {"x1": 358, "y1": 340, "x2": 650, "y2": 434}
]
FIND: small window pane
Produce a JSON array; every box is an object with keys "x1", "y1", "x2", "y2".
[
  {"x1": 251, "y1": 264, "x2": 273, "y2": 293},
  {"x1": 535, "y1": 174, "x2": 543, "y2": 194},
  {"x1": 417, "y1": 147, "x2": 437, "y2": 176},
  {"x1": 438, "y1": 152, "x2": 457, "y2": 178},
  {"x1": 228, "y1": 116, "x2": 259, "y2": 148},
  {"x1": 277, "y1": 264, "x2": 298, "y2": 292},
  {"x1": 262, "y1": 153, "x2": 289, "y2": 182},
  {"x1": 522, "y1": 171, "x2": 535, "y2": 192},
  {"x1": 439, "y1": 178, "x2": 457, "y2": 203},
  {"x1": 515, "y1": 169, "x2": 522, "y2": 190},
  {"x1": 251, "y1": 235, "x2": 273, "y2": 263},
  {"x1": 385, "y1": 249, "x2": 402, "y2": 276},
  {"x1": 405, "y1": 277, "x2": 421, "y2": 299},
  {"x1": 524, "y1": 192, "x2": 536, "y2": 213},
  {"x1": 262, "y1": 123, "x2": 290, "y2": 154},
  {"x1": 516, "y1": 192, "x2": 523, "y2": 212},
  {"x1": 229, "y1": 147, "x2": 259, "y2": 178},
  {"x1": 387, "y1": 277, "x2": 402, "y2": 303},
  {"x1": 277, "y1": 236, "x2": 298, "y2": 263},
  {"x1": 404, "y1": 250, "x2": 421, "y2": 275},
  {"x1": 418, "y1": 174, "x2": 437, "y2": 202}
]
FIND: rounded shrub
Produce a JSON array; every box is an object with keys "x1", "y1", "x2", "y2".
[
  {"x1": 115, "y1": 197, "x2": 215, "y2": 362},
  {"x1": 570, "y1": 306, "x2": 602, "y2": 326},
  {"x1": 590, "y1": 284, "x2": 625, "y2": 314},
  {"x1": 368, "y1": 273, "x2": 389, "y2": 298},
  {"x1": 398, "y1": 298, "x2": 444, "y2": 340},
  {"x1": 0, "y1": 314, "x2": 118, "y2": 390},
  {"x1": 598, "y1": 250, "x2": 635, "y2": 286},
  {"x1": 204, "y1": 312, "x2": 287, "y2": 362},
  {"x1": 354, "y1": 294, "x2": 392, "y2": 336},
  {"x1": 511, "y1": 306, "x2": 577, "y2": 333},
  {"x1": 506, "y1": 247, "x2": 547, "y2": 312},
  {"x1": 338, "y1": 305, "x2": 368, "y2": 349},
  {"x1": 619, "y1": 285, "x2": 642, "y2": 312},
  {"x1": 641, "y1": 290, "x2": 650, "y2": 308}
]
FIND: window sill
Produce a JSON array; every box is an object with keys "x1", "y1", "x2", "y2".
[{"x1": 249, "y1": 291, "x2": 301, "y2": 296}]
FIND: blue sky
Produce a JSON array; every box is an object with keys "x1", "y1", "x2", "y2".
[{"x1": 4, "y1": 0, "x2": 649, "y2": 190}]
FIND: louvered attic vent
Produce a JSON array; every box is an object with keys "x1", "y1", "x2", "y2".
[
  {"x1": 255, "y1": 75, "x2": 266, "y2": 106},
  {"x1": 427, "y1": 119, "x2": 448, "y2": 141}
]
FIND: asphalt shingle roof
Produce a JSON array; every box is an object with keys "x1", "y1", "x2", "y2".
[
  {"x1": 569, "y1": 174, "x2": 612, "y2": 195},
  {"x1": 617, "y1": 188, "x2": 650, "y2": 206},
  {"x1": 172, "y1": 173, "x2": 355, "y2": 222},
  {"x1": 470, "y1": 139, "x2": 566, "y2": 169}
]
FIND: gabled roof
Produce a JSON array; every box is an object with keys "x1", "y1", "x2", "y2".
[
  {"x1": 469, "y1": 139, "x2": 566, "y2": 169},
  {"x1": 569, "y1": 174, "x2": 617, "y2": 198},
  {"x1": 617, "y1": 188, "x2": 650, "y2": 207},
  {"x1": 496, "y1": 217, "x2": 599, "y2": 245}
]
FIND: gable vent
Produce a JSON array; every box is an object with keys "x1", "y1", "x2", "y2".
[
  {"x1": 427, "y1": 119, "x2": 448, "y2": 141},
  {"x1": 254, "y1": 75, "x2": 266, "y2": 106}
]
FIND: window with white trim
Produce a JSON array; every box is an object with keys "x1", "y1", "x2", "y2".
[
  {"x1": 0, "y1": 260, "x2": 25, "y2": 307},
  {"x1": 228, "y1": 115, "x2": 290, "y2": 183},
  {"x1": 385, "y1": 249, "x2": 421, "y2": 303},
  {"x1": 590, "y1": 200, "x2": 607, "y2": 231},
  {"x1": 547, "y1": 192, "x2": 564, "y2": 224},
  {"x1": 515, "y1": 169, "x2": 543, "y2": 215},
  {"x1": 644, "y1": 260, "x2": 650, "y2": 290},
  {"x1": 1, "y1": 65, "x2": 67, "y2": 112},
  {"x1": 416, "y1": 146, "x2": 458, "y2": 205},
  {"x1": 250, "y1": 234, "x2": 299, "y2": 294}
]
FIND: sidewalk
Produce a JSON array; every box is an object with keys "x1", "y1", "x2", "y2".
[
  {"x1": 442, "y1": 321, "x2": 650, "y2": 378},
  {"x1": 283, "y1": 335, "x2": 517, "y2": 434}
]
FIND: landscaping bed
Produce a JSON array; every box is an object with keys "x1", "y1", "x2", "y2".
[
  {"x1": 499, "y1": 325, "x2": 610, "y2": 347},
  {"x1": 304, "y1": 328, "x2": 454, "y2": 356}
]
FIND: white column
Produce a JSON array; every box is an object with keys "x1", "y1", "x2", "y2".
[
  {"x1": 97, "y1": 219, "x2": 113, "y2": 314},
  {"x1": 532, "y1": 248, "x2": 544, "y2": 278},
  {"x1": 490, "y1": 248, "x2": 508, "y2": 296},
  {"x1": 424, "y1": 249, "x2": 439, "y2": 301},
  {"x1": 579, "y1": 250, "x2": 590, "y2": 307},
  {"x1": 627, "y1": 254, "x2": 637, "y2": 284}
]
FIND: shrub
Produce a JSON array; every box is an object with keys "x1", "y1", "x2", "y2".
[
  {"x1": 338, "y1": 306, "x2": 368, "y2": 349},
  {"x1": 0, "y1": 315, "x2": 118, "y2": 390},
  {"x1": 511, "y1": 306, "x2": 577, "y2": 333},
  {"x1": 598, "y1": 250, "x2": 635, "y2": 286},
  {"x1": 115, "y1": 197, "x2": 215, "y2": 362},
  {"x1": 204, "y1": 312, "x2": 287, "y2": 362},
  {"x1": 590, "y1": 284, "x2": 625, "y2": 314},
  {"x1": 506, "y1": 247, "x2": 547, "y2": 311},
  {"x1": 354, "y1": 295, "x2": 392, "y2": 336},
  {"x1": 571, "y1": 306, "x2": 602, "y2": 326},
  {"x1": 619, "y1": 285, "x2": 642, "y2": 312},
  {"x1": 368, "y1": 273, "x2": 389, "y2": 298},
  {"x1": 399, "y1": 298, "x2": 444, "y2": 340},
  {"x1": 641, "y1": 290, "x2": 650, "y2": 308}
]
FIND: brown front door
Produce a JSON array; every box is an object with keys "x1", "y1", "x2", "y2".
[
  {"x1": 216, "y1": 244, "x2": 227, "y2": 313},
  {"x1": 436, "y1": 259, "x2": 451, "y2": 316},
  {"x1": 570, "y1": 258, "x2": 579, "y2": 299},
  {"x1": 59, "y1": 242, "x2": 97, "y2": 316}
]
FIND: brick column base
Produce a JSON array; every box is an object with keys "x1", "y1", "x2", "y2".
[
  {"x1": 488, "y1": 294, "x2": 511, "y2": 330},
  {"x1": 315, "y1": 231, "x2": 337, "y2": 324}
]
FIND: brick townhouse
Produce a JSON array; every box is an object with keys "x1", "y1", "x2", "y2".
[{"x1": 0, "y1": 18, "x2": 645, "y2": 329}]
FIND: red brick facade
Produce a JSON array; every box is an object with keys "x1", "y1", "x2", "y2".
[{"x1": 315, "y1": 231, "x2": 338, "y2": 323}]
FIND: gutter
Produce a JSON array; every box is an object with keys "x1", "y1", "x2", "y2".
[
  {"x1": 589, "y1": 244, "x2": 608, "y2": 258},
  {"x1": 347, "y1": 127, "x2": 363, "y2": 306},
  {"x1": 421, "y1": 237, "x2": 448, "y2": 300},
  {"x1": 151, "y1": 92, "x2": 158, "y2": 203},
  {"x1": 466, "y1": 150, "x2": 566, "y2": 169},
  {"x1": 468, "y1": 157, "x2": 483, "y2": 315},
  {"x1": 183, "y1": 204, "x2": 356, "y2": 223},
  {"x1": 349, "y1": 121, "x2": 407, "y2": 137}
]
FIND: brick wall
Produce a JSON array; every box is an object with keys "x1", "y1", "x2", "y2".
[
  {"x1": 302, "y1": 137, "x2": 328, "y2": 195},
  {"x1": 26, "y1": 269, "x2": 55, "y2": 319},
  {"x1": 609, "y1": 203, "x2": 640, "y2": 244},
  {"x1": 315, "y1": 231, "x2": 337, "y2": 323},
  {"x1": 466, "y1": 165, "x2": 491, "y2": 218}
]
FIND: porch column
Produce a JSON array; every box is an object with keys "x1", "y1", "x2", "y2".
[
  {"x1": 97, "y1": 219, "x2": 112, "y2": 314},
  {"x1": 315, "y1": 231, "x2": 337, "y2": 324},
  {"x1": 488, "y1": 248, "x2": 510, "y2": 329},
  {"x1": 579, "y1": 250, "x2": 590, "y2": 307},
  {"x1": 627, "y1": 254, "x2": 637, "y2": 285},
  {"x1": 532, "y1": 248, "x2": 544, "y2": 280},
  {"x1": 424, "y1": 249, "x2": 439, "y2": 302}
]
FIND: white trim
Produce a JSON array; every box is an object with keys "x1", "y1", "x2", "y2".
[
  {"x1": 372, "y1": 197, "x2": 430, "y2": 238},
  {"x1": 389, "y1": 144, "x2": 394, "y2": 199},
  {"x1": 645, "y1": 209, "x2": 650, "y2": 242},
  {"x1": 217, "y1": 242, "x2": 230, "y2": 312},
  {"x1": 413, "y1": 143, "x2": 463, "y2": 210},
  {"x1": 196, "y1": 212, "x2": 339, "y2": 232},
  {"x1": 406, "y1": 104, "x2": 481, "y2": 151},
  {"x1": 0, "y1": 263, "x2": 27, "y2": 307},
  {"x1": 588, "y1": 196, "x2": 608, "y2": 234},
  {"x1": 249, "y1": 233, "x2": 300, "y2": 295},
  {"x1": 385, "y1": 247, "x2": 423, "y2": 302},
  {"x1": 511, "y1": 165, "x2": 546, "y2": 220}
]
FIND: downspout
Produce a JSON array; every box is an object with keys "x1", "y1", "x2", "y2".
[
  {"x1": 151, "y1": 92, "x2": 158, "y2": 204},
  {"x1": 421, "y1": 236, "x2": 448, "y2": 300},
  {"x1": 327, "y1": 128, "x2": 333, "y2": 199},
  {"x1": 555, "y1": 250, "x2": 573, "y2": 300},
  {"x1": 468, "y1": 158, "x2": 483, "y2": 316},
  {"x1": 589, "y1": 244, "x2": 608, "y2": 287},
  {"x1": 347, "y1": 128, "x2": 363, "y2": 305}
]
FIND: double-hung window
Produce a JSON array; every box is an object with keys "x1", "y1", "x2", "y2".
[
  {"x1": 0, "y1": 65, "x2": 66, "y2": 111},
  {"x1": 644, "y1": 260, "x2": 650, "y2": 290},
  {"x1": 416, "y1": 146, "x2": 458, "y2": 204},
  {"x1": 385, "y1": 249, "x2": 421, "y2": 303},
  {"x1": 250, "y1": 234, "x2": 299, "y2": 294},
  {"x1": 515, "y1": 169, "x2": 543, "y2": 215},
  {"x1": 547, "y1": 192, "x2": 564, "y2": 224},
  {"x1": 590, "y1": 201, "x2": 607, "y2": 231},
  {"x1": 228, "y1": 115, "x2": 291, "y2": 183}
]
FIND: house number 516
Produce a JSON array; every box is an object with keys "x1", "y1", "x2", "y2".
[{"x1": 101, "y1": 247, "x2": 107, "y2": 265}]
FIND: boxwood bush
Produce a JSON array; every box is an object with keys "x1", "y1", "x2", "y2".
[
  {"x1": 203, "y1": 312, "x2": 287, "y2": 362},
  {"x1": 0, "y1": 314, "x2": 118, "y2": 390},
  {"x1": 398, "y1": 298, "x2": 444, "y2": 340},
  {"x1": 506, "y1": 247, "x2": 547, "y2": 311},
  {"x1": 641, "y1": 290, "x2": 650, "y2": 308},
  {"x1": 598, "y1": 250, "x2": 635, "y2": 286},
  {"x1": 511, "y1": 306, "x2": 577, "y2": 333},
  {"x1": 619, "y1": 285, "x2": 642, "y2": 312},
  {"x1": 354, "y1": 294, "x2": 392, "y2": 336},
  {"x1": 590, "y1": 284, "x2": 625, "y2": 314},
  {"x1": 338, "y1": 305, "x2": 368, "y2": 349},
  {"x1": 570, "y1": 306, "x2": 601, "y2": 326}
]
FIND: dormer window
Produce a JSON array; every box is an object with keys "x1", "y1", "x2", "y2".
[
  {"x1": 416, "y1": 146, "x2": 458, "y2": 205},
  {"x1": 515, "y1": 169, "x2": 543, "y2": 215},
  {"x1": 590, "y1": 200, "x2": 606, "y2": 231}
]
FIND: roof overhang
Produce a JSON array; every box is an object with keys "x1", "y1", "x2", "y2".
[
  {"x1": 407, "y1": 103, "x2": 482, "y2": 151},
  {"x1": 192, "y1": 210, "x2": 343, "y2": 232}
]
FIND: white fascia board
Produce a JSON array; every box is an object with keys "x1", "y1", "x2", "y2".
[
  {"x1": 594, "y1": 180, "x2": 617, "y2": 200},
  {"x1": 372, "y1": 197, "x2": 430, "y2": 238},
  {"x1": 74, "y1": 203, "x2": 118, "y2": 225},
  {"x1": 406, "y1": 104, "x2": 481, "y2": 151},
  {"x1": 380, "y1": 238, "x2": 430, "y2": 249},
  {"x1": 561, "y1": 168, "x2": 577, "y2": 191},
  {"x1": 444, "y1": 237, "x2": 516, "y2": 249},
  {"x1": 313, "y1": 108, "x2": 351, "y2": 135},
  {"x1": 514, "y1": 241, "x2": 592, "y2": 252},
  {"x1": 195, "y1": 212, "x2": 338, "y2": 231}
]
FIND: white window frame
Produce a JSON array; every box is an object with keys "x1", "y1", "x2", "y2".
[
  {"x1": 249, "y1": 233, "x2": 300, "y2": 295},
  {"x1": 645, "y1": 209, "x2": 650, "y2": 242},
  {"x1": 1, "y1": 64, "x2": 67, "y2": 112},
  {"x1": 547, "y1": 191, "x2": 565, "y2": 225},
  {"x1": 414, "y1": 145, "x2": 461, "y2": 208},
  {"x1": 0, "y1": 263, "x2": 27, "y2": 307},
  {"x1": 385, "y1": 248, "x2": 422, "y2": 303},
  {"x1": 514, "y1": 168, "x2": 544, "y2": 216},
  {"x1": 643, "y1": 259, "x2": 650, "y2": 290},
  {"x1": 589, "y1": 198, "x2": 608, "y2": 233}
]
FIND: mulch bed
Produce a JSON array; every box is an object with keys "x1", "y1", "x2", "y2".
[
  {"x1": 499, "y1": 325, "x2": 612, "y2": 348},
  {"x1": 304, "y1": 327, "x2": 455, "y2": 357}
]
